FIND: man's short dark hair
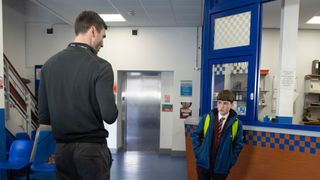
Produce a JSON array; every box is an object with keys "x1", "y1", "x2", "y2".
[
  {"x1": 217, "y1": 90, "x2": 235, "y2": 103},
  {"x1": 74, "y1": 11, "x2": 108, "y2": 35}
]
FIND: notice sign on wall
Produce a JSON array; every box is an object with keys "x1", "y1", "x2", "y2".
[
  {"x1": 162, "y1": 104, "x2": 173, "y2": 112},
  {"x1": 280, "y1": 70, "x2": 295, "y2": 90},
  {"x1": 164, "y1": 94, "x2": 171, "y2": 103},
  {"x1": 180, "y1": 80, "x2": 192, "y2": 96}
]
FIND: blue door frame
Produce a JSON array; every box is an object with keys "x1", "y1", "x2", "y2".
[{"x1": 200, "y1": 0, "x2": 264, "y2": 123}]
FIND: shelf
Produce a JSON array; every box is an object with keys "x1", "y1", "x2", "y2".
[
  {"x1": 305, "y1": 106, "x2": 320, "y2": 109},
  {"x1": 232, "y1": 89, "x2": 247, "y2": 92},
  {"x1": 260, "y1": 90, "x2": 269, "y2": 93},
  {"x1": 305, "y1": 91, "x2": 320, "y2": 94},
  {"x1": 260, "y1": 69, "x2": 269, "y2": 75},
  {"x1": 303, "y1": 120, "x2": 320, "y2": 126},
  {"x1": 305, "y1": 74, "x2": 320, "y2": 79},
  {"x1": 303, "y1": 74, "x2": 320, "y2": 122},
  {"x1": 231, "y1": 73, "x2": 247, "y2": 75}
]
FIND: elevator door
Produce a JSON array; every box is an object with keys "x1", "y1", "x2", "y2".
[{"x1": 125, "y1": 72, "x2": 161, "y2": 151}]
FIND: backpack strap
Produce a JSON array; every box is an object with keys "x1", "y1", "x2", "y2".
[
  {"x1": 203, "y1": 114, "x2": 210, "y2": 137},
  {"x1": 232, "y1": 118, "x2": 239, "y2": 141},
  {"x1": 204, "y1": 114, "x2": 238, "y2": 141}
]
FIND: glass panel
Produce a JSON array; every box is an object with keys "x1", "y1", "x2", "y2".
[
  {"x1": 261, "y1": 0, "x2": 320, "y2": 126},
  {"x1": 214, "y1": 11, "x2": 251, "y2": 50},
  {"x1": 257, "y1": 70, "x2": 274, "y2": 122},
  {"x1": 211, "y1": 62, "x2": 249, "y2": 116},
  {"x1": 259, "y1": 0, "x2": 280, "y2": 123}
]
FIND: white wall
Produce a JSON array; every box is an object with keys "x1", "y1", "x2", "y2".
[
  {"x1": 25, "y1": 25, "x2": 201, "y2": 151},
  {"x1": 102, "y1": 27, "x2": 200, "y2": 151},
  {"x1": 26, "y1": 23, "x2": 73, "y2": 66},
  {"x1": 25, "y1": 23, "x2": 74, "y2": 93},
  {"x1": 3, "y1": 0, "x2": 26, "y2": 77},
  {"x1": 261, "y1": 28, "x2": 320, "y2": 124},
  {"x1": 160, "y1": 71, "x2": 174, "y2": 149},
  {"x1": 0, "y1": 0, "x2": 4, "y2": 108},
  {"x1": 3, "y1": 1, "x2": 33, "y2": 135}
]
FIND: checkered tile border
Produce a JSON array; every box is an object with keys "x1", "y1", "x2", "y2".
[
  {"x1": 232, "y1": 62, "x2": 248, "y2": 74},
  {"x1": 185, "y1": 124, "x2": 196, "y2": 137},
  {"x1": 214, "y1": 64, "x2": 225, "y2": 75},
  {"x1": 185, "y1": 126, "x2": 320, "y2": 155},
  {"x1": 244, "y1": 130, "x2": 320, "y2": 155},
  {"x1": 214, "y1": 62, "x2": 248, "y2": 76}
]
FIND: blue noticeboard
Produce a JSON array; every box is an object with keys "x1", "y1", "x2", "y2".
[{"x1": 180, "y1": 80, "x2": 192, "y2": 96}]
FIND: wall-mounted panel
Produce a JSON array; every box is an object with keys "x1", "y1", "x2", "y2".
[
  {"x1": 214, "y1": 11, "x2": 251, "y2": 50},
  {"x1": 208, "y1": 5, "x2": 260, "y2": 56}
]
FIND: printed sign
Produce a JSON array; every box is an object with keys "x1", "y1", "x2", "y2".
[
  {"x1": 164, "y1": 94, "x2": 170, "y2": 103},
  {"x1": 180, "y1": 80, "x2": 192, "y2": 96},
  {"x1": 162, "y1": 104, "x2": 173, "y2": 112}
]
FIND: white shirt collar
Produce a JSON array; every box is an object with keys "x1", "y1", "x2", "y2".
[{"x1": 218, "y1": 112, "x2": 229, "y2": 121}]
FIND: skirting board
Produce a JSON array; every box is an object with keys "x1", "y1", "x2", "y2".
[
  {"x1": 110, "y1": 147, "x2": 185, "y2": 156},
  {"x1": 159, "y1": 148, "x2": 185, "y2": 156}
]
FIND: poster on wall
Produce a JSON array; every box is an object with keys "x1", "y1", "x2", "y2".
[
  {"x1": 180, "y1": 102, "x2": 192, "y2": 119},
  {"x1": 162, "y1": 104, "x2": 173, "y2": 112},
  {"x1": 180, "y1": 80, "x2": 192, "y2": 96},
  {"x1": 164, "y1": 94, "x2": 171, "y2": 103}
]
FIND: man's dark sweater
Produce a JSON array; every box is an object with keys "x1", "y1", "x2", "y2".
[{"x1": 38, "y1": 43, "x2": 118, "y2": 143}]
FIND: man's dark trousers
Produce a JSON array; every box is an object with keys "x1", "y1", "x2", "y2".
[{"x1": 55, "y1": 142, "x2": 112, "y2": 180}]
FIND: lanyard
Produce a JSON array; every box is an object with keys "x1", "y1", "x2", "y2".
[{"x1": 69, "y1": 43, "x2": 97, "y2": 54}]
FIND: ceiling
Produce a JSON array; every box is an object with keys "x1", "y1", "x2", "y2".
[
  {"x1": 263, "y1": 0, "x2": 320, "y2": 30},
  {"x1": 7, "y1": 0, "x2": 203, "y2": 27},
  {"x1": 3, "y1": 0, "x2": 320, "y2": 29}
]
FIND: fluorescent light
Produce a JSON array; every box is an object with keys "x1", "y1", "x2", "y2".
[
  {"x1": 307, "y1": 16, "x2": 320, "y2": 24},
  {"x1": 129, "y1": 72, "x2": 141, "y2": 76},
  {"x1": 99, "y1": 14, "x2": 126, "y2": 22}
]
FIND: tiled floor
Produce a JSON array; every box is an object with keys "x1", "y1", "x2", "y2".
[
  {"x1": 16, "y1": 151, "x2": 186, "y2": 180},
  {"x1": 111, "y1": 151, "x2": 187, "y2": 180}
]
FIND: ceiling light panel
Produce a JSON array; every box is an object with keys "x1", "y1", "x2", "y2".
[{"x1": 99, "y1": 14, "x2": 126, "y2": 22}]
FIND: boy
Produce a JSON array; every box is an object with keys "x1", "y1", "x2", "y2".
[{"x1": 191, "y1": 90, "x2": 243, "y2": 180}]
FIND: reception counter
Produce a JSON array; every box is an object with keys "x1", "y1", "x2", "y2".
[
  {"x1": 184, "y1": 119, "x2": 320, "y2": 180},
  {"x1": 184, "y1": 117, "x2": 199, "y2": 180}
]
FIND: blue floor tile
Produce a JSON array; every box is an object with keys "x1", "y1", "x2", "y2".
[
  {"x1": 11, "y1": 151, "x2": 186, "y2": 180},
  {"x1": 111, "y1": 151, "x2": 187, "y2": 180}
]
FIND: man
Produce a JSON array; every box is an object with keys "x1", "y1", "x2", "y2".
[
  {"x1": 191, "y1": 90, "x2": 243, "y2": 180},
  {"x1": 38, "y1": 11, "x2": 118, "y2": 180}
]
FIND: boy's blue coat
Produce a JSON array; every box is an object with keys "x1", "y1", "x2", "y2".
[{"x1": 191, "y1": 109, "x2": 243, "y2": 174}]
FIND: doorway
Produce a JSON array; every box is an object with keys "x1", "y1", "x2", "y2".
[{"x1": 121, "y1": 71, "x2": 161, "y2": 151}]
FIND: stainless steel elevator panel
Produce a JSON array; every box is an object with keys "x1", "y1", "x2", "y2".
[{"x1": 124, "y1": 72, "x2": 161, "y2": 151}]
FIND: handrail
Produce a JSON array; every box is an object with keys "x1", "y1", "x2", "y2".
[
  {"x1": 3, "y1": 54, "x2": 39, "y2": 135},
  {"x1": 3, "y1": 54, "x2": 36, "y2": 100}
]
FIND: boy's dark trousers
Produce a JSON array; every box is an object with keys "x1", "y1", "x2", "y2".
[{"x1": 197, "y1": 170, "x2": 228, "y2": 180}]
